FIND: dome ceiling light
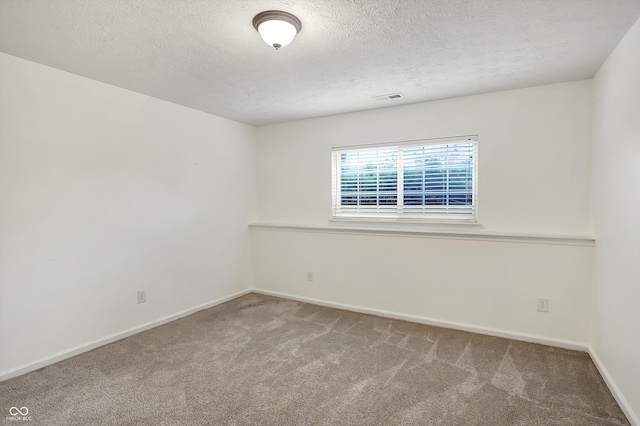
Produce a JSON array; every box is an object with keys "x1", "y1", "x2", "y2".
[{"x1": 252, "y1": 10, "x2": 302, "y2": 51}]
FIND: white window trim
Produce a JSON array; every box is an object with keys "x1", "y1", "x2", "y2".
[{"x1": 331, "y1": 135, "x2": 478, "y2": 224}]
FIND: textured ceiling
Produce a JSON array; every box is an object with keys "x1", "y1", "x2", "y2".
[{"x1": 1, "y1": 0, "x2": 639, "y2": 126}]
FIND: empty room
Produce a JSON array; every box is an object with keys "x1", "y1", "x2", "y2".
[{"x1": 1, "y1": 0, "x2": 639, "y2": 424}]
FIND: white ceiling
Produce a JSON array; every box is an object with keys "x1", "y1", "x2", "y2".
[{"x1": 1, "y1": 0, "x2": 639, "y2": 126}]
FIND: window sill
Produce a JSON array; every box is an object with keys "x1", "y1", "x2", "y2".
[
  {"x1": 329, "y1": 217, "x2": 481, "y2": 227},
  {"x1": 249, "y1": 223, "x2": 595, "y2": 247}
]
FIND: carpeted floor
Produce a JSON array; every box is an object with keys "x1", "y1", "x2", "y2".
[{"x1": 0, "y1": 293, "x2": 629, "y2": 425}]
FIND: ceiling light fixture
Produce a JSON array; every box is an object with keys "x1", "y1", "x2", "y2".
[{"x1": 252, "y1": 10, "x2": 301, "y2": 50}]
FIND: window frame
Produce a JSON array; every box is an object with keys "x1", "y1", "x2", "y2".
[{"x1": 331, "y1": 135, "x2": 478, "y2": 224}]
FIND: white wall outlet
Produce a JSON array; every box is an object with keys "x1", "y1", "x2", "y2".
[
  {"x1": 137, "y1": 290, "x2": 146, "y2": 304},
  {"x1": 537, "y1": 298, "x2": 549, "y2": 313},
  {"x1": 306, "y1": 272, "x2": 314, "y2": 282}
]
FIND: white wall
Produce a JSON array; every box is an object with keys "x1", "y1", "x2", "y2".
[
  {"x1": 591, "y1": 17, "x2": 640, "y2": 424},
  {"x1": 252, "y1": 81, "x2": 594, "y2": 346},
  {"x1": 0, "y1": 53, "x2": 256, "y2": 378},
  {"x1": 257, "y1": 80, "x2": 593, "y2": 236},
  {"x1": 252, "y1": 228, "x2": 593, "y2": 345}
]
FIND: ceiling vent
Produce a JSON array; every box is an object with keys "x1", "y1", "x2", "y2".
[{"x1": 373, "y1": 93, "x2": 405, "y2": 102}]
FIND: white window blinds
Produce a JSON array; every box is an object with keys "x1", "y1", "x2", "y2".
[{"x1": 331, "y1": 136, "x2": 478, "y2": 222}]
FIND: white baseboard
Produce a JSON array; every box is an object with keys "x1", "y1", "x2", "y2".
[
  {"x1": 251, "y1": 288, "x2": 589, "y2": 352},
  {"x1": 588, "y1": 347, "x2": 638, "y2": 426},
  {"x1": 0, "y1": 289, "x2": 251, "y2": 382}
]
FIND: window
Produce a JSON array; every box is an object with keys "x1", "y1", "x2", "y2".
[{"x1": 331, "y1": 136, "x2": 477, "y2": 222}]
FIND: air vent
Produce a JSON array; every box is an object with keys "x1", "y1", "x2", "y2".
[{"x1": 373, "y1": 93, "x2": 405, "y2": 102}]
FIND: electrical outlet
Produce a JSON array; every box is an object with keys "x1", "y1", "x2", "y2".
[
  {"x1": 307, "y1": 272, "x2": 314, "y2": 282},
  {"x1": 537, "y1": 298, "x2": 549, "y2": 313},
  {"x1": 137, "y1": 290, "x2": 146, "y2": 304}
]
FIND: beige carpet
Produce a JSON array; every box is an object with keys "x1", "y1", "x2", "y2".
[{"x1": 0, "y1": 293, "x2": 629, "y2": 425}]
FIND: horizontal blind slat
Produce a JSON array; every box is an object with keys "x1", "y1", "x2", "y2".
[{"x1": 332, "y1": 138, "x2": 477, "y2": 221}]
